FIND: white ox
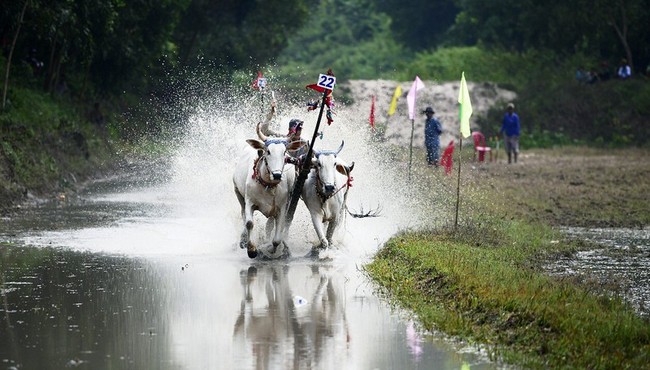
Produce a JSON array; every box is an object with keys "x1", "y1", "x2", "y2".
[
  {"x1": 301, "y1": 141, "x2": 354, "y2": 250},
  {"x1": 233, "y1": 124, "x2": 302, "y2": 258}
]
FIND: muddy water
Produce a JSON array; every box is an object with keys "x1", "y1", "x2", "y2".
[
  {"x1": 545, "y1": 227, "x2": 650, "y2": 317},
  {"x1": 0, "y1": 175, "x2": 496, "y2": 370},
  {"x1": 1, "y1": 88, "x2": 499, "y2": 369}
]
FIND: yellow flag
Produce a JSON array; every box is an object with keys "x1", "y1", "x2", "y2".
[
  {"x1": 458, "y1": 72, "x2": 472, "y2": 138},
  {"x1": 388, "y1": 85, "x2": 402, "y2": 116}
]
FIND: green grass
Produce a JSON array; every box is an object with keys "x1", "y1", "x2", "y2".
[
  {"x1": 366, "y1": 224, "x2": 650, "y2": 368},
  {"x1": 365, "y1": 146, "x2": 650, "y2": 368},
  {"x1": 0, "y1": 80, "x2": 119, "y2": 208}
]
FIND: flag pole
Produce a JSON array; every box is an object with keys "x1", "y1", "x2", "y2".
[
  {"x1": 407, "y1": 78, "x2": 420, "y2": 181},
  {"x1": 285, "y1": 87, "x2": 329, "y2": 227},
  {"x1": 259, "y1": 89, "x2": 265, "y2": 115},
  {"x1": 454, "y1": 71, "x2": 473, "y2": 231},
  {"x1": 454, "y1": 136, "x2": 463, "y2": 230},
  {"x1": 408, "y1": 118, "x2": 415, "y2": 180}
]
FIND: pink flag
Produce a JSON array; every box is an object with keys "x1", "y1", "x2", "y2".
[{"x1": 406, "y1": 76, "x2": 425, "y2": 120}]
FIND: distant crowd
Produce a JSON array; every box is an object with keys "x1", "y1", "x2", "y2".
[{"x1": 576, "y1": 58, "x2": 650, "y2": 84}]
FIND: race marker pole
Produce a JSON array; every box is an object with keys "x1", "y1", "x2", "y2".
[
  {"x1": 454, "y1": 136, "x2": 463, "y2": 230},
  {"x1": 286, "y1": 73, "x2": 335, "y2": 227},
  {"x1": 408, "y1": 118, "x2": 415, "y2": 180}
]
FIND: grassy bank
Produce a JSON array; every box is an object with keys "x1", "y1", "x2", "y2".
[
  {"x1": 0, "y1": 83, "x2": 123, "y2": 212},
  {"x1": 366, "y1": 148, "x2": 650, "y2": 369},
  {"x1": 367, "y1": 229, "x2": 649, "y2": 368}
]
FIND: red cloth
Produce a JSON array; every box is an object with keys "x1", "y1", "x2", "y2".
[
  {"x1": 441, "y1": 141, "x2": 455, "y2": 176},
  {"x1": 306, "y1": 83, "x2": 326, "y2": 93}
]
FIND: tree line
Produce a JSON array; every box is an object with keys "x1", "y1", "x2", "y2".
[
  {"x1": 1, "y1": 0, "x2": 307, "y2": 109},
  {"x1": 2, "y1": 0, "x2": 649, "y2": 109}
]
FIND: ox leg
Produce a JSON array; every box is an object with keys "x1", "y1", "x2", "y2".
[
  {"x1": 310, "y1": 214, "x2": 329, "y2": 250},
  {"x1": 242, "y1": 202, "x2": 257, "y2": 259},
  {"x1": 268, "y1": 209, "x2": 292, "y2": 257},
  {"x1": 325, "y1": 219, "x2": 338, "y2": 247},
  {"x1": 265, "y1": 217, "x2": 276, "y2": 240}
]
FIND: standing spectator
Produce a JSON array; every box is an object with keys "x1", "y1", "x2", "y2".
[
  {"x1": 423, "y1": 106, "x2": 442, "y2": 167},
  {"x1": 617, "y1": 59, "x2": 632, "y2": 79},
  {"x1": 575, "y1": 67, "x2": 589, "y2": 84},
  {"x1": 500, "y1": 103, "x2": 520, "y2": 164}
]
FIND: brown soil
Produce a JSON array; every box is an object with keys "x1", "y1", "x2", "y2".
[
  {"x1": 344, "y1": 80, "x2": 642, "y2": 229},
  {"x1": 467, "y1": 147, "x2": 650, "y2": 228}
]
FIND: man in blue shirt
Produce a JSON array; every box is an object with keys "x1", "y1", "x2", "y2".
[
  {"x1": 423, "y1": 106, "x2": 442, "y2": 167},
  {"x1": 500, "y1": 103, "x2": 520, "y2": 164},
  {"x1": 617, "y1": 59, "x2": 632, "y2": 79}
]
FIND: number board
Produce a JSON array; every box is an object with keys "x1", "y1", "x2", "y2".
[
  {"x1": 316, "y1": 74, "x2": 336, "y2": 90},
  {"x1": 257, "y1": 78, "x2": 267, "y2": 89}
]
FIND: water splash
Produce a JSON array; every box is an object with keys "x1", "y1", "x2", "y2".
[
  {"x1": 163, "y1": 77, "x2": 445, "y2": 259},
  {"x1": 11, "y1": 75, "x2": 451, "y2": 258}
]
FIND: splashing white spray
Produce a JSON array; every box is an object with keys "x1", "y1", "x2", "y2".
[{"x1": 160, "y1": 77, "x2": 443, "y2": 260}]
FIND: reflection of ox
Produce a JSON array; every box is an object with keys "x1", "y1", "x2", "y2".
[
  {"x1": 233, "y1": 124, "x2": 302, "y2": 258},
  {"x1": 233, "y1": 264, "x2": 349, "y2": 369},
  {"x1": 301, "y1": 141, "x2": 354, "y2": 250}
]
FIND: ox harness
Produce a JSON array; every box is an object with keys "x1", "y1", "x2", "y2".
[
  {"x1": 251, "y1": 141, "x2": 295, "y2": 190},
  {"x1": 251, "y1": 156, "x2": 281, "y2": 190},
  {"x1": 313, "y1": 167, "x2": 353, "y2": 203}
]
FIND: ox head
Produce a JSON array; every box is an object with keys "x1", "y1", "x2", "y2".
[
  {"x1": 311, "y1": 141, "x2": 355, "y2": 196},
  {"x1": 247, "y1": 123, "x2": 303, "y2": 181}
]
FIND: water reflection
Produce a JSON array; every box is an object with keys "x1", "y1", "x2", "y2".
[
  {"x1": 233, "y1": 263, "x2": 350, "y2": 369},
  {"x1": 0, "y1": 247, "x2": 174, "y2": 370},
  {"x1": 548, "y1": 227, "x2": 650, "y2": 317},
  {"x1": 0, "y1": 245, "x2": 496, "y2": 370},
  {"x1": 406, "y1": 320, "x2": 423, "y2": 362}
]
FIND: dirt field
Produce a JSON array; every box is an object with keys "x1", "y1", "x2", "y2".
[
  {"x1": 467, "y1": 147, "x2": 650, "y2": 228},
  {"x1": 344, "y1": 80, "x2": 649, "y2": 229}
]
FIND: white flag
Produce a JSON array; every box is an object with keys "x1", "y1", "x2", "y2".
[{"x1": 406, "y1": 76, "x2": 425, "y2": 120}]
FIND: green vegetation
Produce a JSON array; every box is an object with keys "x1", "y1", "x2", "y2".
[
  {"x1": 366, "y1": 147, "x2": 650, "y2": 368},
  {"x1": 366, "y1": 227, "x2": 650, "y2": 368},
  {"x1": 0, "y1": 77, "x2": 117, "y2": 208},
  {"x1": 275, "y1": 2, "x2": 650, "y2": 147}
]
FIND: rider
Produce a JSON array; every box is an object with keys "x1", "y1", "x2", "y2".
[{"x1": 259, "y1": 100, "x2": 309, "y2": 165}]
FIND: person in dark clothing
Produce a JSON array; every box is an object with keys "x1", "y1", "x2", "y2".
[
  {"x1": 423, "y1": 106, "x2": 442, "y2": 167},
  {"x1": 500, "y1": 103, "x2": 521, "y2": 164}
]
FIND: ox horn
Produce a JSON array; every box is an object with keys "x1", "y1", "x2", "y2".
[
  {"x1": 335, "y1": 140, "x2": 344, "y2": 155},
  {"x1": 256, "y1": 121, "x2": 268, "y2": 142}
]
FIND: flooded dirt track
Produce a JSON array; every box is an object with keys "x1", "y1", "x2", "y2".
[
  {"x1": 0, "y1": 173, "x2": 495, "y2": 369},
  {"x1": 0, "y1": 230, "x2": 494, "y2": 369}
]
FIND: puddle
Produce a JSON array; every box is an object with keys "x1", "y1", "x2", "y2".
[{"x1": 545, "y1": 227, "x2": 650, "y2": 317}]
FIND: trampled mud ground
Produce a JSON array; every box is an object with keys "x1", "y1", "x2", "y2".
[{"x1": 471, "y1": 147, "x2": 649, "y2": 228}]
